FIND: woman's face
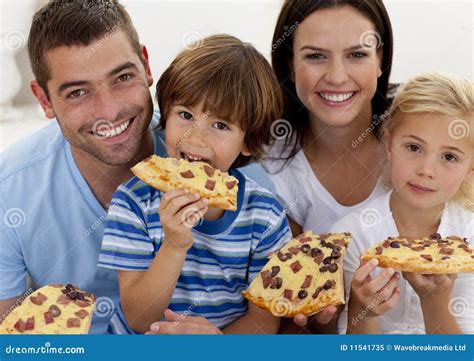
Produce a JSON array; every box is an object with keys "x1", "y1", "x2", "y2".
[{"x1": 291, "y1": 5, "x2": 382, "y2": 128}]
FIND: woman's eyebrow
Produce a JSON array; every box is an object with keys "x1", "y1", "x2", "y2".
[{"x1": 299, "y1": 44, "x2": 364, "y2": 52}]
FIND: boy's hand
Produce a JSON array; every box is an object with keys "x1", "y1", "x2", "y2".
[
  {"x1": 403, "y1": 272, "x2": 456, "y2": 302},
  {"x1": 292, "y1": 306, "x2": 338, "y2": 327},
  {"x1": 349, "y1": 259, "x2": 400, "y2": 317},
  {"x1": 146, "y1": 309, "x2": 222, "y2": 334},
  {"x1": 159, "y1": 189, "x2": 208, "y2": 252}
]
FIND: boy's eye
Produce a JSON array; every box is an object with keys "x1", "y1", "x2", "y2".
[
  {"x1": 406, "y1": 144, "x2": 420, "y2": 153},
  {"x1": 443, "y1": 153, "x2": 458, "y2": 162},
  {"x1": 213, "y1": 122, "x2": 229, "y2": 130},
  {"x1": 117, "y1": 73, "x2": 132, "y2": 82},
  {"x1": 305, "y1": 53, "x2": 325, "y2": 60},
  {"x1": 178, "y1": 111, "x2": 193, "y2": 120},
  {"x1": 67, "y1": 89, "x2": 86, "y2": 99}
]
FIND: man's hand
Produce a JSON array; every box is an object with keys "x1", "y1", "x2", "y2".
[
  {"x1": 159, "y1": 189, "x2": 208, "y2": 251},
  {"x1": 146, "y1": 309, "x2": 222, "y2": 334}
]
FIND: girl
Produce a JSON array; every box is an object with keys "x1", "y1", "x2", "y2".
[{"x1": 332, "y1": 72, "x2": 473, "y2": 334}]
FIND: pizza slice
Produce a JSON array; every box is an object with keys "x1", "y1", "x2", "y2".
[
  {"x1": 131, "y1": 155, "x2": 238, "y2": 211},
  {"x1": 243, "y1": 232, "x2": 351, "y2": 317},
  {"x1": 361, "y1": 233, "x2": 474, "y2": 274},
  {"x1": 0, "y1": 284, "x2": 96, "y2": 334}
]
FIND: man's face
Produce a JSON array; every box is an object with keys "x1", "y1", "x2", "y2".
[{"x1": 36, "y1": 30, "x2": 153, "y2": 166}]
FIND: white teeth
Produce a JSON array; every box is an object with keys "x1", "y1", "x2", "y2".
[
  {"x1": 97, "y1": 119, "x2": 131, "y2": 138},
  {"x1": 181, "y1": 152, "x2": 208, "y2": 163},
  {"x1": 320, "y1": 92, "x2": 354, "y2": 102}
]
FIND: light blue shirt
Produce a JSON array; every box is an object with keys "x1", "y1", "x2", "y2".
[{"x1": 0, "y1": 110, "x2": 273, "y2": 334}]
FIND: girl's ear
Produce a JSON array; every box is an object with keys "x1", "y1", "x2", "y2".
[{"x1": 383, "y1": 129, "x2": 392, "y2": 161}]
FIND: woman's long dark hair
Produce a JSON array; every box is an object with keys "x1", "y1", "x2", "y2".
[{"x1": 271, "y1": 0, "x2": 393, "y2": 162}]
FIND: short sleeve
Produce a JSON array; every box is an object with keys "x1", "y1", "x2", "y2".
[
  {"x1": 0, "y1": 203, "x2": 27, "y2": 299},
  {"x1": 98, "y1": 184, "x2": 157, "y2": 271},
  {"x1": 247, "y1": 200, "x2": 293, "y2": 284}
]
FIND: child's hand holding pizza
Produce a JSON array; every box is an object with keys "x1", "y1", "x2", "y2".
[
  {"x1": 159, "y1": 189, "x2": 208, "y2": 252},
  {"x1": 403, "y1": 272, "x2": 456, "y2": 302}
]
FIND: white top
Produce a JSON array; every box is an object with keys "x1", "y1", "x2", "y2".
[
  {"x1": 263, "y1": 141, "x2": 386, "y2": 233},
  {"x1": 331, "y1": 190, "x2": 474, "y2": 334}
]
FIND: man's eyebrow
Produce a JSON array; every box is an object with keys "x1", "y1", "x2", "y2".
[
  {"x1": 107, "y1": 62, "x2": 139, "y2": 78},
  {"x1": 299, "y1": 44, "x2": 364, "y2": 52},
  {"x1": 57, "y1": 80, "x2": 89, "y2": 95}
]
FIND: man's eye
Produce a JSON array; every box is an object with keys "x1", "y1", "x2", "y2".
[
  {"x1": 178, "y1": 111, "x2": 193, "y2": 120},
  {"x1": 118, "y1": 74, "x2": 132, "y2": 82},
  {"x1": 443, "y1": 153, "x2": 458, "y2": 162},
  {"x1": 213, "y1": 122, "x2": 229, "y2": 130},
  {"x1": 68, "y1": 89, "x2": 85, "y2": 99}
]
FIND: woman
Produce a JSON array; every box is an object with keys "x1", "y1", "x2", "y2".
[{"x1": 264, "y1": 0, "x2": 394, "y2": 332}]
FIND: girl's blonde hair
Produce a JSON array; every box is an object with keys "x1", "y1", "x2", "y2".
[{"x1": 382, "y1": 72, "x2": 474, "y2": 211}]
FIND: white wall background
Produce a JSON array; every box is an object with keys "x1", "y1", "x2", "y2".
[{"x1": 0, "y1": 0, "x2": 472, "y2": 148}]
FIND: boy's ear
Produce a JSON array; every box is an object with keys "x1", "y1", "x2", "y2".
[
  {"x1": 31, "y1": 80, "x2": 55, "y2": 119},
  {"x1": 383, "y1": 129, "x2": 392, "y2": 161},
  {"x1": 241, "y1": 144, "x2": 252, "y2": 157},
  {"x1": 140, "y1": 44, "x2": 154, "y2": 87}
]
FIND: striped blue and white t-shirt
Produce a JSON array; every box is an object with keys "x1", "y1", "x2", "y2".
[{"x1": 98, "y1": 168, "x2": 292, "y2": 333}]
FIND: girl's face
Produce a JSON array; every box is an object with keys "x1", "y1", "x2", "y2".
[
  {"x1": 165, "y1": 102, "x2": 251, "y2": 172},
  {"x1": 386, "y1": 113, "x2": 473, "y2": 211},
  {"x1": 291, "y1": 5, "x2": 382, "y2": 127}
]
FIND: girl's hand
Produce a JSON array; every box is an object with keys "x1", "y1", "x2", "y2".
[
  {"x1": 159, "y1": 189, "x2": 208, "y2": 252},
  {"x1": 403, "y1": 272, "x2": 456, "y2": 302},
  {"x1": 349, "y1": 259, "x2": 400, "y2": 317}
]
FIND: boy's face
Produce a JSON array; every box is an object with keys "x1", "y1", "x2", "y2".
[
  {"x1": 32, "y1": 30, "x2": 154, "y2": 166},
  {"x1": 165, "y1": 102, "x2": 251, "y2": 172},
  {"x1": 386, "y1": 113, "x2": 473, "y2": 211}
]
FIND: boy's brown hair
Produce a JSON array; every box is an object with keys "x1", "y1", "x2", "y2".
[
  {"x1": 156, "y1": 34, "x2": 284, "y2": 168},
  {"x1": 28, "y1": 0, "x2": 143, "y2": 98}
]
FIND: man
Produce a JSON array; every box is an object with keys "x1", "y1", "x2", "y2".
[{"x1": 0, "y1": 0, "x2": 334, "y2": 334}]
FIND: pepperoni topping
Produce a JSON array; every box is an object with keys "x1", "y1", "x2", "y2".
[
  {"x1": 270, "y1": 277, "x2": 283, "y2": 289},
  {"x1": 25, "y1": 316, "x2": 35, "y2": 331},
  {"x1": 332, "y1": 239, "x2": 345, "y2": 246},
  {"x1": 261, "y1": 270, "x2": 272, "y2": 289},
  {"x1": 298, "y1": 290, "x2": 308, "y2": 299},
  {"x1": 277, "y1": 252, "x2": 291, "y2": 262},
  {"x1": 383, "y1": 240, "x2": 391, "y2": 248},
  {"x1": 30, "y1": 292, "x2": 48, "y2": 306},
  {"x1": 420, "y1": 254, "x2": 433, "y2": 262},
  {"x1": 57, "y1": 294, "x2": 71, "y2": 305},
  {"x1": 411, "y1": 246, "x2": 425, "y2": 251},
  {"x1": 271, "y1": 266, "x2": 280, "y2": 277},
  {"x1": 441, "y1": 256, "x2": 450, "y2": 260},
  {"x1": 283, "y1": 289, "x2": 293, "y2": 300},
  {"x1": 180, "y1": 170, "x2": 195, "y2": 179},
  {"x1": 328, "y1": 263, "x2": 339, "y2": 273},
  {"x1": 44, "y1": 312, "x2": 55, "y2": 325},
  {"x1": 288, "y1": 247, "x2": 300, "y2": 255},
  {"x1": 290, "y1": 261, "x2": 302, "y2": 273},
  {"x1": 13, "y1": 318, "x2": 26, "y2": 333},
  {"x1": 203, "y1": 165, "x2": 215, "y2": 177},
  {"x1": 375, "y1": 246, "x2": 383, "y2": 255},
  {"x1": 205, "y1": 179, "x2": 216, "y2": 191},
  {"x1": 298, "y1": 237, "x2": 312, "y2": 243},
  {"x1": 439, "y1": 248, "x2": 454, "y2": 255},
  {"x1": 67, "y1": 318, "x2": 81, "y2": 328},
  {"x1": 74, "y1": 310, "x2": 90, "y2": 319},
  {"x1": 74, "y1": 300, "x2": 91, "y2": 308},
  {"x1": 300, "y1": 244, "x2": 311, "y2": 254},
  {"x1": 226, "y1": 180, "x2": 237, "y2": 190},
  {"x1": 50, "y1": 284, "x2": 63, "y2": 288},
  {"x1": 301, "y1": 275, "x2": 313, "y2": 289},
  {"x1": 49, "y1": 304, "x2": 61, "y2": 317}
]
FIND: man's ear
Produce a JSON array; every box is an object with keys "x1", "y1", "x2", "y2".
[
  {"x1": 141, "y1": 45, "x2": 154, "y2": 87},
  {"x1": 383, "y1": 129, "x2": 392, "y2": 161},
  {"x1": 30, "y1": 81, "x2": 55, "y2": 119}
]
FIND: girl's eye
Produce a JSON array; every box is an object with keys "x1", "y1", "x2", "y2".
[
  {"x1": 349, "y1": 52, "x2": 367, "y2": 59},
  {"x1": 213, "y1": 122, "x2": 229, "y2": 130},
  {"x1": 443, "y1": 153, "x2": 458, "y2": 162},
  {"x1": 178, "y1": 111, "x2": 193, "y2": 120},
  {"x1": 305, "y1": 53, "x2": 325, "y2": 60},
  {"x1": 406, "y1": 144, "x2": 420, "y2": 153},
  {"x1": 118, "y1": 74, "x2": 132, "y2": 82},
  {"x1": 68, "y1": 89, "x2": 85, "y2": 99}
]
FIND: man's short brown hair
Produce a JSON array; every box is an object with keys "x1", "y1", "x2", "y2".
[
  {"x1": 156, "y1": 34, "x2": 284, "y2": 168},
  {"x1": 28, "y1": 0, "x2": 143, "y2": 97}
]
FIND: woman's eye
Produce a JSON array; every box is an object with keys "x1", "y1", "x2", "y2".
[
  {"x1": 305, "y1": 53, "x2": 325, "y2": 60},
  {"x1": 443, "y1": 153, "x2": 458, "y2": 162},
  {"x1": 118, "y1": 74, "x2": 132, "y2": 82},
  {"x1": 68, "y1": 89, "x2": 85, "y2": 99},
  {"x1": 406, "y1": 144, "x2": 420, "y2": 153},
  {"x1": 213, "y1": 122, "x2": 229, "y2": 130},
  {"x1": 178, "y1": 111, "x2": 193, "y2": 120},
  {"x1": 349, "y1": 52, "x2": 367, "y2": 59}
]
